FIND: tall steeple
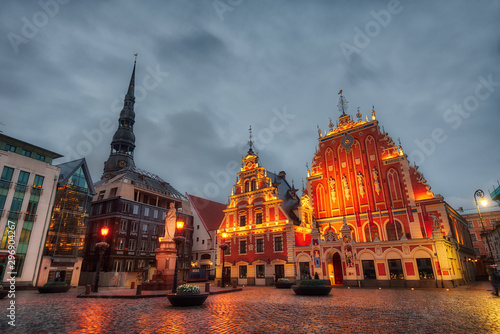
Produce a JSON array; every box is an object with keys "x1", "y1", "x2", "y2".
[{"x1": 102, "y1": 55, "x2": 138, "y2": 178}]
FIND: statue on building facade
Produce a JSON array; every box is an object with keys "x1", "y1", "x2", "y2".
[
  {"x1": 372, "y1": 167, "x2": 381, "y2": 195},
  {"x1": 329, "y1": 177, "x2": 336, "y2": 203},
  {"x1": 357, "y1": 171, "x2": 365, "y2": 197},
  {"x1": 342, "y1": 175, "x2": 350, "y2": 200}
]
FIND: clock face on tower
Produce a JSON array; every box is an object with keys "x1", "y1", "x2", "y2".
[{"x1": 118, "y1": 160, "x2": 127, "y2": 167}]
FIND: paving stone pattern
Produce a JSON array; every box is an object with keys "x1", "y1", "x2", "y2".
[{"x1": 1, "y1": 284, "x2": 499, "y2": 333}]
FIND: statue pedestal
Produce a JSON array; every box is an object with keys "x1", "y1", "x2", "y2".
[{"x1": 142, "y1": 238, "x2": 177, "y2": 291}]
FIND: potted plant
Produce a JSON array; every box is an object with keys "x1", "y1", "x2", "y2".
[
  {"x1": 274, "y1": 278, "x2": 293, "y2": 289},
  {"x1": 0, "y1": 285, "x2": 8, "y2": 299},
  {"x1": 292, "y1": 279, "x2": 332, "y2": 296},
  {"x1": 37, "y1": 281, "x2": 71, "y2": 294},
  {"x1": 166, "y1": 284, "x2": 209, "y2": 307}
]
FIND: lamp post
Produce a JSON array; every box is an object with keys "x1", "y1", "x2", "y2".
[
  {"x1": 92, "y1": 227, "x2": 110, "y2": 293},
  {"x1": 474, "y1": 189, "x2": 493, "y2": 263},
  {"x1": 172, "y1": 220, "x2": 185, "y2": 293},
  {"x1": 219, "y1": 232, "x2": 228, "y2": 288}
]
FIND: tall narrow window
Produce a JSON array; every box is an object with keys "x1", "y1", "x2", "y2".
[
  {"x1": 255, "y1": 212, "x2": 263, "y2": 225},
  {"x1": 386, "y1": 221, "x2": 403, "y2": 241},
  {"x1": 239, "y1": 240, "x2": 247, "y2": 254},
  {"x1": 239, "y1": 215, "x2": 246, "y2": 227},
  {"x1": 274, "y1": 236, "x2": 283, "y2": 252}
]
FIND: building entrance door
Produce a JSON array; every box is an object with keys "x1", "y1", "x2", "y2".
[
  {"x1": 333, "y1": 252, "x2": 343, "y2": 285},
  {"x1": 223, "y1": 267, "x2": 231, "y2": 285},
  {"x1": 275, "y1": 264, "x2": 285, "y2": 281}
]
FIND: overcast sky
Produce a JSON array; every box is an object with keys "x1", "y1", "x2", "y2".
[{"x1": 1, "y1": 0, "x2": 499, "y2": 211}]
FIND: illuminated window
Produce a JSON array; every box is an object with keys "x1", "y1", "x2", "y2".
[
  {"x1": 388, "y1": 259, "x2": 404, "y2": 280},
  {"x1": 117, "y1": 238, "x2": 125, "y2": 250},
  {"x1": 113, "y1": 260, "x2": 123, "y2": 272},
  {"x1": 416, "y1": 258, "x2": 434, "y2": 279}
]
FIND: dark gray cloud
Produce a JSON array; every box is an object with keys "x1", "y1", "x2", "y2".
[{"x1": 1, "y1": 0, "x2": 499, "y2": 211}]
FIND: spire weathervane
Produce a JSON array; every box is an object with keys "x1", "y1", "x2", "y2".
[
  {"x1": 337, "y1": 90, "x2": 348, "y2": 116},
  {"x1": 356, "y1": 106, "x2": 362, "y2": 120}
]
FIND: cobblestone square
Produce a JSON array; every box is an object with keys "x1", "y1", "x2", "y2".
[{"x1": 1, "y1": 283, "x2": 499, "y2": 333}]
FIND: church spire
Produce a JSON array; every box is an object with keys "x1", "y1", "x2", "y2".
[
  {"x1": 102, "y1": 55, "x2": 138, "y2": 178},
  {"x1": 247, "y1": 125, "x2": 255, "y2": 155}
]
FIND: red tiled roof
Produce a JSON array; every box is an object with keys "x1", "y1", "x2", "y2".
[{"x1": 187, "y1": 194, "x2": 226, "y2": 232}]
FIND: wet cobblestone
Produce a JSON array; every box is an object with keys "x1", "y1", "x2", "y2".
[{"x1": 1, "y1": 284, "x2": 499, "y2": 333}]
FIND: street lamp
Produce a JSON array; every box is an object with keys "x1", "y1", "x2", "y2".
[
  {"x1": 219, "y1": 232, "x2": 228, "y2": 288},
  {"x1": 474, "y1": 189, "x2": 493, "y2": 263},
  {"x1": 92, "y1": 226, "x2": 110, "y2": 293},
  {"x1": 172, "y1": 220, "x2": 185, "y2": 293}
]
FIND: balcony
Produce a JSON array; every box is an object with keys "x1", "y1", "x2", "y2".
[
  {"x1": 8, "y1": 211, "x2": 20, "y2": 220},
  {"x1": 31, "y1": 187, "x2": 43, "y2": 196},
  {"x1": 24, "y1": 213, "x2": 37, "y2": 222},
  {"x1": 15, "y1": 183, "x2": 27, "y2": 193},
  {"x1": 0, "y1": 179, "x2": 11, "y2": 189}
]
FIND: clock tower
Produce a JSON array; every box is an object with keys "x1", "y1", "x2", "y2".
[{"x1": 102, "y1": 56, "x2": 137, "y2": 178}]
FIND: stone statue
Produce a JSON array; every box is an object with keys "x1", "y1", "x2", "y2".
[
  {"x1": 430, "y1": 214, "x2": 439, "y2": 230},
  {"x1": 342, "y1": 175, "x2": 350, "y2": 200},
  {"x1": 372, "y1": 167, "x2": 381, "y2": 195},
  {"x1": 329, "y1": 177, "x2": 336, "y2": 203},
  {"x1": 164, "y1": 202, "x2": 177, "y2": 241},
  {"x1": 357, "y1": 171, "x2": 365, "y2": 197}
]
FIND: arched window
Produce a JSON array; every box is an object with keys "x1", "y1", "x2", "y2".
[
  {"x1": 387, "y1": 169, "x2": 403, "y2": 201},
  {"x1": 349, "y1": 225, "x2": 357, "y2": 242},
  {"x1": 364, "y1": 224, "x2": 379, "y2": 242},
  {"x1": 244, "y1": 180, "x2": 249, "y2": 192},
  {"x1": 386, "y1": 221, "x2": 403, "y2": 241},
  {"x1": 251, "y1": 179, "x2": 257, "y2": 191}
]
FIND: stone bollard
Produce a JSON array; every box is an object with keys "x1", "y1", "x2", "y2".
[
  {"x1": 205, "y1": 282, "x2": 210, "y2": 293},
  {"x1": 131, "y1": 282, "x2": 135, "y2": 289},
  {"x1": 85, "y1": 285, "x2": 91, "y2": 295},
  {"x1": 136, "y1": 284, "x2": 142, "y2": 296}
]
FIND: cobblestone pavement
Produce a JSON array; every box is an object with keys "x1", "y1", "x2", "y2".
[{"x1": 1, "y1": 283, "x2": 499, "y2": 333}]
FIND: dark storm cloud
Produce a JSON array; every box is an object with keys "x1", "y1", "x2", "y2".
[{"x1": 1, "y1": 0, "x2": 499, "y2": 210}]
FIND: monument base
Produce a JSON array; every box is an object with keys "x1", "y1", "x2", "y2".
[{"x1": 142, "y1": 238, "x2": 178, "y2": 291}]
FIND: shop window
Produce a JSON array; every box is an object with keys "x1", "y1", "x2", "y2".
[
  {"x1": 256, "y1": 264, "x2": 265, "y2": 278},
  {"x1": 362, "y1": 260, "x2": 376, "y2": 279},
  {"x1": 388, "y1": 259, "x2": 404, "y2": 280},
  {"x1": 239, "y1": 265, "x2": 247, "y2": 278},
  {"x1": 416, "y1": 258, "x2": 435, "y2": 279}
]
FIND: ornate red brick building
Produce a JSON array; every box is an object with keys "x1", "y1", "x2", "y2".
[{"x1": 216, "y1": 94, "x2": 476, "y2": 288}]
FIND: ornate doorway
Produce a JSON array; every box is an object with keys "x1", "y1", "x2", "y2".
[{"x1": 332, "y1": 252, "x2": 343, "y2": 285}]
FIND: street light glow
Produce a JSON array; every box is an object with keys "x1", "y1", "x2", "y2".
[
  {"x1": 100, "y1": 227, "x2": 109, "y2": 237},
  {"x1": 176, "y1": 221, "x2": 184, "y2": 229},
  {"x1": 481, "y1": 198, "x2": 487, "y2": 207}
]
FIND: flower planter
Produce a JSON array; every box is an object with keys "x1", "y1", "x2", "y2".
[
  {"x1": 292, "y1": 285, "x2": 332, "y2": 296},
  {"x1": 274, "y1": 282, "x2": 293, "y2": 289},
  {"x1": 166, "y1": 293, "x2": 209, "y2": 307},
  {"x1": 37, "y1": 285, "x2": 71, "y2": 294}
]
